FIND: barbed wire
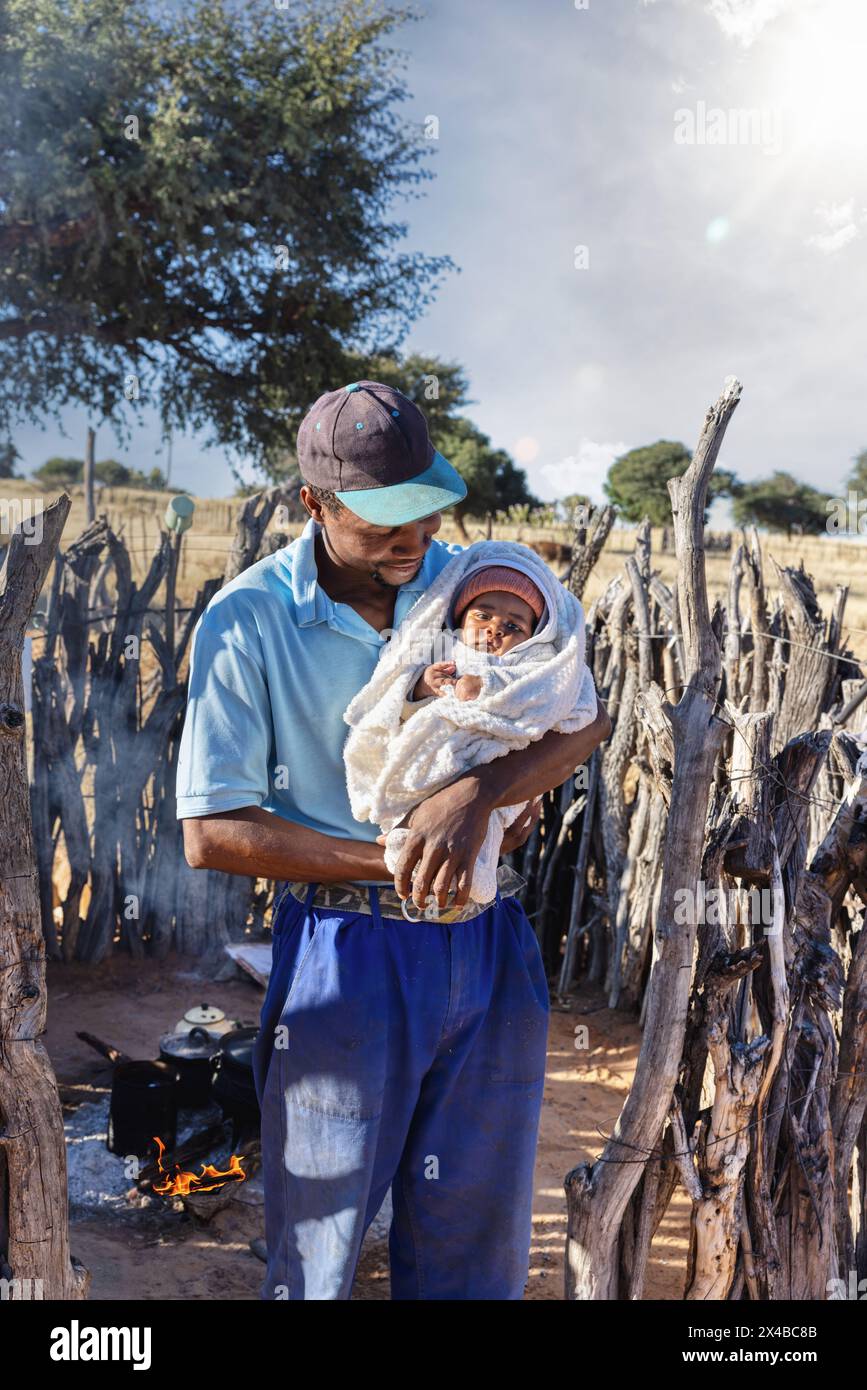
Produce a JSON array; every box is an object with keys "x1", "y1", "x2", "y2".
[
  {"x1": 642, "y1": 677, "x2": 862, "y2": 817},
  {"x1": 583, "y1": 1070, "x2": 863, "y2": 1168},
  {"x1": 625, "y1": 624, "x2": 867, "y2": 666}
]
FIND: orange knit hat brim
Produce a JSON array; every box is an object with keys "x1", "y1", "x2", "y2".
[{"x1": 453, "y1": 565, "x2": 546, "y2": 625}]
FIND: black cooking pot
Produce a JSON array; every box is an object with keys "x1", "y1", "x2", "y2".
[
  {"x1": 212, "y1": 1027, "x2": 260, "y2": 1138},
  {"x1": 159, "y1": 1026, "x2": 221, "y2": 1108},
  {"x1": 108, "y1": 1059, "x2": 178, "y2": 1158}
]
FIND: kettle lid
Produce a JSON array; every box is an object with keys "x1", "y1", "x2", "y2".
[{"x1": 183, "y1": 1004, "x2": 225, "y2": 1026}]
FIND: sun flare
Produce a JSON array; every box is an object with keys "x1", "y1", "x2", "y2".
[{"x1": 769, "y1": 0, "x2": 867, "y2": 157}]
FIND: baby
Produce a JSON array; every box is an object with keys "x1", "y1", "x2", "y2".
[
  {"x1": 343, "y1": 542, "x2": 599, "y2": 909},
  {"x1": 405, "y1": 565, "x2": 546, "y2": 711}
]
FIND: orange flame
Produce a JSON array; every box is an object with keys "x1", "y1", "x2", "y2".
[{"x1": 151, "y1": 1136, "x2": 247, "y2": 1197}]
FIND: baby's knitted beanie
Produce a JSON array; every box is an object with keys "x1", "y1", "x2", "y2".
[{"x1": 453, "y1": 565, "x2": 546, "y2": 624}]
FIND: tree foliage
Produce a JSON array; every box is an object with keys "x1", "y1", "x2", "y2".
[
  {"x1": 0, "y1": 0, "x2": 450, "y2": 466},
  {"x1": 31, "y1": 457, "x2": 83, "y2": 488},
  {"x1": 0, "y1": 440, "x2": 19, "y2": 478},
  {"x1": 32, "y1": 455, "x2": 166, "y2": 490},
  {"x1": 434, "y1": 415, "x2": 538, "y2": 536},
  {"x1": 604, "y1": 440, "x2": 736, "y2": 525},
  {"x1": 846, "y1": 448, "x2": 867, "y2": 494},
  {"x1": 554, "y1": 492, "x2": 592, "y2": 524},
  {"x1": 731, "y1": 471, "x2": 832, "y2": 537}
]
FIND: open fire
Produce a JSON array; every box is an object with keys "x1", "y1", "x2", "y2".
[{"x1": 151, "y1": 1136, "x2": 247, "y2": 1197}]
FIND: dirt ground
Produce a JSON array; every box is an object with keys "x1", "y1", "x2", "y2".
[{"x1": 45, "y1": 953, "x2": 688, "y2": 1301}]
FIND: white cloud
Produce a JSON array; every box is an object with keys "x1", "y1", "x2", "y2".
[
  {"x1": 806, "y1": 224, "x2": 859, "y2": 255},
  {"x1": 705, "y1": 0, "x2": 793, "y2": 47},
  {"x1": 814, "y1": 199, "x2": 855, "y2": 228},
  {"x1": 805, "y1": 200, "x2": 865, "y2": 254},
  {"x1": 539, "y1": 439, "x2": 627, "y2": 502}
]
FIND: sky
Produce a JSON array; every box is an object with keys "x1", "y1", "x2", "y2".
[{"x1": 12, "y1": 0, "x2": 867, "y2": 514}]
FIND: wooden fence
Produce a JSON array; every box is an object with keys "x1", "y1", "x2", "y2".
[
  {"x1": 7, "y1": 381, "x2": 867, "y2": 1298},
  {"x1": 526, "y1": 380, "x2": 867, "y2": 1301},
  {"x1": 28, "y1": 486, "x2": 295, "y2": 965}
]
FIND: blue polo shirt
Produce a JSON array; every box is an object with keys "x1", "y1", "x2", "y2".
[{"x1": 176, "y1": 518, "x2": 462, "y2": 841}]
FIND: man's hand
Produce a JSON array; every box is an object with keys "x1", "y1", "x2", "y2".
[
  {"x1": 386, "y1": 778, "x2": 495, "y2": 911},
  {"x1": 378, "y1": 697, "x2": 611, "y2": 911},
  {"x1": 377, "y1": 793, "x2": 542, "y2": 910}
]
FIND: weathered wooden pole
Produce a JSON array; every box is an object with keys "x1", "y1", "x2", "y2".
[
  {"x1": 0, "y1": 493, "x2": 89, "y2": 1299},
  {"x1": 564, "y1": 377, "x2": 742, "y2": 1299},
  {"x1": 223, "y1": 484, "x2": 296, "y2": 585},
  {"x1": 163, "y1": 494, "x2": 195, "y2": 656},
  {"x1": 83, "y1": 426, "x2": 96, "y2": 524}
]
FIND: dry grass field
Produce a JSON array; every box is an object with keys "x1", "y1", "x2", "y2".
[{"x1": 3, "y1": 477, "x2": 867, "y2": 665}]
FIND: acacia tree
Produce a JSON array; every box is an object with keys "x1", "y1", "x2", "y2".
[
  {"x1": 605, "y1": 440, "x2": 735, "y2": 525},
  {"x1": 0, "y1": 0, "x2": 451, "y2": 465},
  {"x1": 731, "y1": 471, "x2": 832, "y2": 537}
]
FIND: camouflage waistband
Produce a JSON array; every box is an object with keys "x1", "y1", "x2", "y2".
[{"x1": 285, "y1": 864, "x2": 525, "y2": 924}]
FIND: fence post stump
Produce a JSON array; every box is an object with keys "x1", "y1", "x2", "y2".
[{"x1": 0, "y1": 493, "x2": 90, "y2": 1299}]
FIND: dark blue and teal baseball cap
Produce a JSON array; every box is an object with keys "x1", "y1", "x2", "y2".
[{"x1": 296, "y1": 380, "x2": 466, "y2": 525}]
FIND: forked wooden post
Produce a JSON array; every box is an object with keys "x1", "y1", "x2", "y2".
[{"x1": 0, "y1": 492, "x2": 90, "y2": 1299}]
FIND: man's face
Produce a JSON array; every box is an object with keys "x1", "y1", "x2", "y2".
[
  {"x1": 459, "y1": 590, "x2": 536, "y2": 654},
  {"x1": 301, "y1": 487, "x2": 443, "y2": 587}
]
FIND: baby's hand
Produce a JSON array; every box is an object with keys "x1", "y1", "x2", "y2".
[
  {"x1": 454, "y1": 674, "x2": 483, "y2": 702},
  {"x1": 413, "y1": 661, "x2": 457, "y2": 700}
]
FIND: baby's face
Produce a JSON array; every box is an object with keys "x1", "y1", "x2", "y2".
[{"x1": 459, "y1": 590, "x2": 536, "y2": 654}]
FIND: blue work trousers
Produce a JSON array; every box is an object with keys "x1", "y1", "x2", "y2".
[{"x1": 251, "y1": 884, "x2": 549, "y2": 1300}]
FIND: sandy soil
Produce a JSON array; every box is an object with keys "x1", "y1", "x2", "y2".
[{"x1": 46, "y1": 953, "x2": 688, "y2": 1301}]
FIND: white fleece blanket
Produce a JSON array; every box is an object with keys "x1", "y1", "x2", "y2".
[{"x1": 343, "y1": 541, "x2": 599, "y2": 903}]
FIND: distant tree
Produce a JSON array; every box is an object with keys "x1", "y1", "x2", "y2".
[
  {"x1": 0, "y1": 441, "x2": 20, "y2": 478},
  {"x1": 339, "y1": 352, "x2": 536, "y2": 535},
  {"x1": 344, "y1": 351, "x2": 473, "y2": 444},
  {"x1": 0, "y1": 0, "x2": 452, "y2": 469},
  {"x1": 846, "y1": 449, "x2": 867, "y2": 494},
  {"x1": 555, "y1": 492, "x2": 593, "y2": 524},
  {"x1": 93, "y1": 459, "x2": 129, "y2": 487},
  {"x1": 433, "y1": 417, "x2": 538, "y2": 539},
  {"x1": 32, "y1": 457, "x2": 82, "y2": 488},
  {"x1": 122, "y1": 465, "x2": 168, "y2": 491},
  {"x1": 731, "y1": 471, "x2": 832, "y2": 537},
  {"x1": 604, "y1": 441, "x2": 736, "y2": 525},
  {"x1": 31, "y1": 455, "x2": 165, "y2": 490}
]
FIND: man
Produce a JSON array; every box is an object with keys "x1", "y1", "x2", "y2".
[{"x1": 177, "y1": 380, "x2": 611, "y2": 1300}]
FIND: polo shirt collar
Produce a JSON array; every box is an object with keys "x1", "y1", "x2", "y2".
[
  {"x1": 289, "y1": 518, "x2": 328, "y2": 627},
  {"x1": 286, "y1": 518, "x2": 436, "y2": 634}
]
